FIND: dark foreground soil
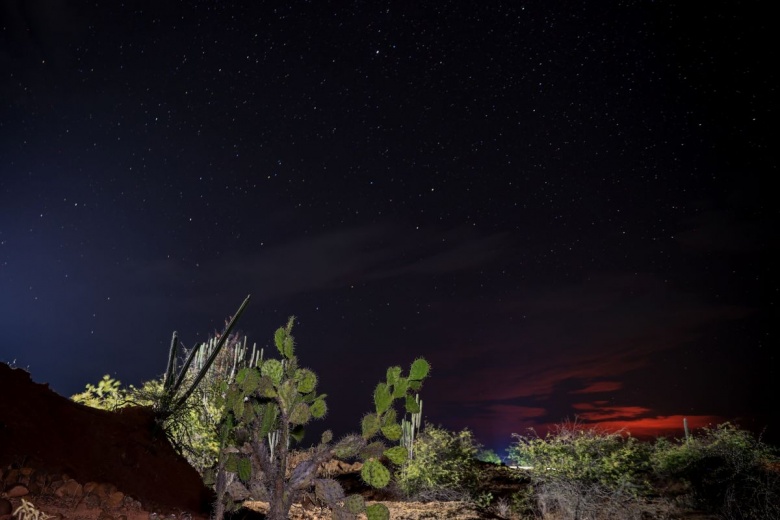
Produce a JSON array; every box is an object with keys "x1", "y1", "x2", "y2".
[{"x1": 0, "y1": 362, "x2": 214, "y2": 517}]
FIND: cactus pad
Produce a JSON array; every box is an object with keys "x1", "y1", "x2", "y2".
[
  {"x1": 405, "y1": 394, "x2": 421, "y2": 414},
  {"x1": 386, "y1": 366, "x2": 402, "y2": 385},
  {"x1": 361, "y1": 440, "x2": 387, "y2": 460},
  {"x1": 383, "y1": 445, "x2": 408, "y2": 465},
  {"x1": 237, "y1": 457, "x2": 252, "y2": 483},
  {"x1": 381, "y1": 422, "x2": 402, "y2": 441},
  {"x1": 365, "y1": 503, "x2": 390, "y2": 520},
  {"x1": 344, "y1": 494, "x2": 365, "y2": 514},
  {"x1": 289, "y1": 402, "x2": 311, "y2": 425},
  {"x1": 310, "y1": 397, "x2": 327, "y2": 419},
  {"x1": 392, "y1": 377, "x2": 408, "y2": 397},
  {"x1": 361, "y1": 459, "x2": 391, "y2": 488},
  {"x1": 237, "y1": 367, "x2": 261, "y2": 393},
  {"x1": 261, "y1": 358, "x2": 284, "y2": 385},
  {"x1": 409, "y1": 358, "x2": 430, "y2": 381},
  {"x1": 333, "y1": 435, "x2": 363, "y2": 459},
  {"x1": 314, "y1": 478, "x2": 345, "y2": 503},
  {"x1": 295, "y1": 368, "x2": 317, "y2": 393},
  {"x1": 373, "y1": 383, "x2": 392, "y2": 414},
  {"x1": 361, "y1": 413, "x2": 381, "y2": 438},
  {"x1": 321, "y1": 429, "x2": 333, "y2": 444}
]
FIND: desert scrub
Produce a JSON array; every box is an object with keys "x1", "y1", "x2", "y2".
[
  {"x1": 652, "y1": 422, "x2": 780, "y2": 519},
  {"x1": 508, "y1": 420, "x2": 651, "y2": 493},
  {"x1": 508, "y1": 420, "x2": 653, "y2": 520},
  {"x1": 395, "y1": 425, "x2": 485, "y2": 502},
  {"x1": 71, "y1": 374, "x2": 130, "y2": 411}
]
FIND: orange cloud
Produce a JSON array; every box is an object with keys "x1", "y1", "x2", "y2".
[
  {"x1": 585, "y1": 415, "x2": 723, "y2": 438},
  {"x1": 571, "y1": 402, "x2": 651, "y2": 421},
  {"x1": 571, "y1": 381, "x2": 623, "y2": 394}
]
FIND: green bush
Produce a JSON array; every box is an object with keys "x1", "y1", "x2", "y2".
[
  {"x1": 395, "y1": 425, "x2": 483, "y2": 501},
  {"x1": 476, "y1": 448, "x2": 502, "y2": 465},
  {"x1": 508, "y1": 420, "x2": 651, "y2": 494},
  {"x1": 652, "y1": 422, "x2": 780, "y2": 519},
  {"x1": 507, "y1": 421, "x2": 653, "y2": 520},
  {"x1": 72, "y1": 374, "x2": 136, "y2": 410}
]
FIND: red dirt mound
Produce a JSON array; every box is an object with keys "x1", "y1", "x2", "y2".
[{"x1": 0, "y1": 363, "x2": 214, "y2": 514}]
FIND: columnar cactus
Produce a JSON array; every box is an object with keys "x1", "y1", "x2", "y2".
[
  {"x1": 401, "y1": 394, "x2": 422, "y2": 460},
  {"x1": 213, "y1": 317, "x2": 429, "y2": 520}
]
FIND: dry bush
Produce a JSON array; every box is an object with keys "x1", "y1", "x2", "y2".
[{"x1": 534, "y1": 479, "x2": 650, "y2": 520}]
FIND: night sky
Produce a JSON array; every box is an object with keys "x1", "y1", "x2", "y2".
[{"x1": 1, "y1": 1, "x2": 774, "y2": 453}]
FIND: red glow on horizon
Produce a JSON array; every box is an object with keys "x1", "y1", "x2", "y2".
[{"x1": 577, "y1": 414, "x2": 724, "y2": 438}]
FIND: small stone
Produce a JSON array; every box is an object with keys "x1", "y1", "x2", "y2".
[
  {"x1": 95, "y1": 482, "x2": 117, "y2": 498},
  {"x1": 54, "y1": 479, "x2": 82, "y2": 498},
  {"x1": 5, "y1": 484, "x2": 29, "y2": 498},
  {"x1": 85, "y1": 494, "x2": 101, "y2": 508},
  {"x1": 83, "y1": 482, "x2": 99, "y2": 494},
  {"x1": 117, "y1": 515, "x2": 127, "y2": 520},
  {"x1": 19, "y1": 468, "x2": 34, "y2": 477},
  {"x1": 98, "y1": 511, "x2": 114, "y2": 520},
  {"x1": 0, "y1": 498, "x2": 12, "y2": 516},
  {"x1": 106, "y1": 491, "x2": 125, "y2": 508}
]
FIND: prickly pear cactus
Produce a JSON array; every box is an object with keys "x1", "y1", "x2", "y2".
[{"x1": 213, "y1": 316, "x2": 430, "y2": 520}]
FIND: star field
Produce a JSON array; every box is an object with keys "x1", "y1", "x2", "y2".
[{"x1": 0, "y1": 1, "x2": 774, "y2": 452}]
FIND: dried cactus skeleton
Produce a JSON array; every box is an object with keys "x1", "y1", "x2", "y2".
[{"x1": 13, "y1": 499, "x2": 53, "y2": 520}]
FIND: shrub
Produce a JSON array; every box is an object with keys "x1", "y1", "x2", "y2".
[
  {"x1": 477, "y1": 448, "x2": 503, "y2": 465},
  {"x1": 507, "y1": 420, "x2": 653, "y2": 520},
  {"x1": 508, "y1": 420, "x2": 651, "y2": 494},
  {"x1": 652, "y1": 422, "x2": 780, "y2": 519},
  {"x1": 71, "y1": 374, "x2": 131, "y2": 411},
  {"x1": 395, "y1": 425, "x2": 483, "y2": 501}
]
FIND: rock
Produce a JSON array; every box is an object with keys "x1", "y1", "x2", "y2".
[
  {"x1": 54, "y1": 479, "x2": 83, "y2": 498},
  {"x1": 0, "y1": 498, "x2": 11, "y2": 515},
  {"x1": 226, "y1": 481, "x2": 250, "y2": 501},
  {"x1": 85, "y1": 494, "x2": 101, "y2": 508},
  {"x1": 83, "y1": 481, "x2": 99, "y2": 494},
  {"x1": 107, "y1": 491, "x2": 125, "y2": 508},
  {"x1": 2, "y1": 469, "x2": 18, "y2": 486},
  {"x1": 98, "y1": 511, "x2": 114, "y2": 520},
  {"x1": 95, "y1": 482, "x2": 117, "y2": 498},
  {"x1": 5, "y1": 484, "x2": 29, "y2": 498}
]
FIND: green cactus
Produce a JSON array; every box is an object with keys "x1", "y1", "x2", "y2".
[
  {"x1": 295, "y1": 368, "x2": 317, "y2": 393},
  {"x1": 361, "y1": 459, "x2": 392, "y2": 488},
  {"x1": 366, "y1": 503, "x2": 391, "y2": 520},
  {"x1": 212, "y1": 317, "x2": 429, "y2": 520},
  {"x1": 344, "y1": 494, "x2": 365, "y2": 514},
  {"x1": 362, "y1": 413, "x2": 382, "y2": 438},
  {"x1": 401, "y1": 394, "x2": 423, "y2": 460},
  {"x1": 310, "y1": 397, "x2": 327, "y2": 419},
  {"x1": 261, "y1": 359, "x2": 284, "y2": 385}
]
